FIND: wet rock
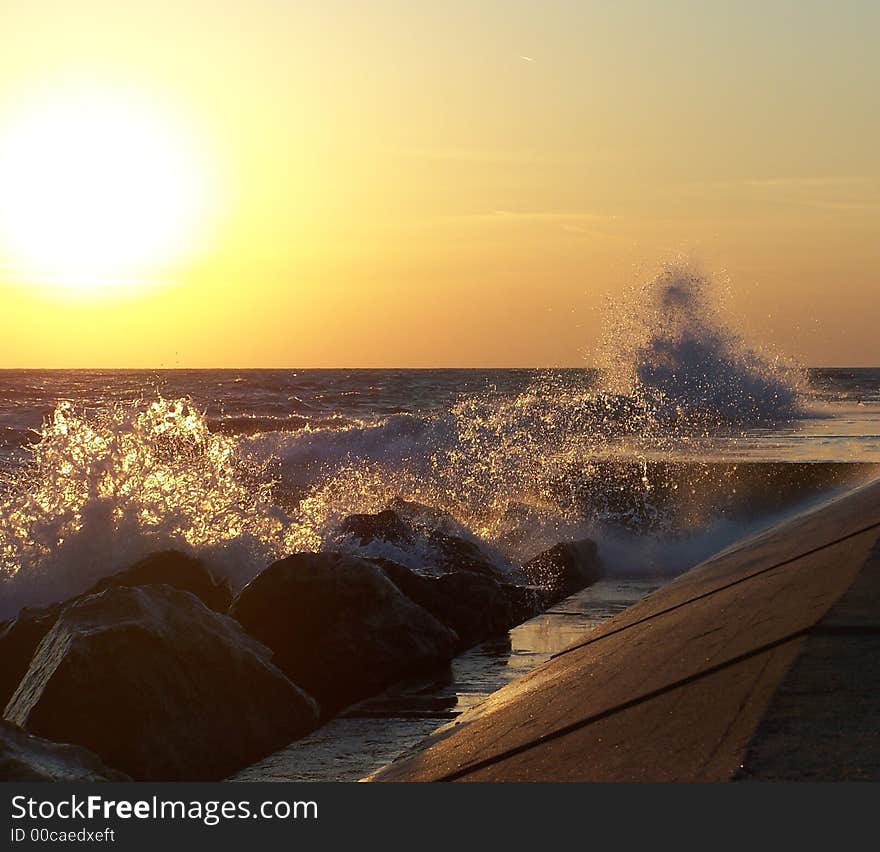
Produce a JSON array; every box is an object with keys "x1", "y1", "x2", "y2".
[
  {"x1": 0, "y1": 720, "x2": 130, "y2": 782},
  {"x1": 230, "y1": 553, "x2": 458, "y2": 716},
  {"x1": 337, "y1": 510, "x2": 414, "y2": 547},
  {"x1": 0, "y1": 603, "x2": 63, "y2": 711},
  {"x1": 337, "y1": 504, "x2": 511, "y2": 578},
  {"x1": 522, "y1": 538, "x2": 602, "y2": 604},
  {"x1": 426, "y1": 528, "x2": 509, "y2": 576},
  {"x1": 371, "y1": 558, "x2": 517, "y2": 648},
  {"x1": 502, "y1": 583, "x2": 548, "y2": 623},
  {"x1": 86, "y1": 549, "x2": 233, "y2": 613},
  {"x1": 0, "y1": 550, "x2": 233, "y2": 710},
  {"x1": 5, "y1": 586, "x2": 318, "y2": 781},
  {"x1": 386, "y1": 498, "x2": 467, "y2": 534}
]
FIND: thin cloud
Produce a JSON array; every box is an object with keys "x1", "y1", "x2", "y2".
[
  {"x1": 675, "y1": 175, "x2": 880, "y2": 214},
  {"x1": 384, "y1": 146, "x2": 563, "y2": 166},
  {"x1": 419, "y1": 209, "x2": 624, "y2": 240}
]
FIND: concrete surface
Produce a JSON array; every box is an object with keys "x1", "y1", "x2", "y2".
[{"x1": 374, "y1": 479, "x2": 880, "y2": 781}]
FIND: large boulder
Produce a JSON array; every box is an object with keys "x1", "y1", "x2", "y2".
[
  {"x1": 522, "y1": 538, "x2": 602, "y2": 604},
  {"x1": 0, "y1": 720, "x2": 130, "y2": 782},
  {"x1": 370, "y1": 558, "x2": 521, "y2": 649},
  {"x1": 0, "y1": 550, "x2": 233, "y2": 711},
  {"x1": 85, "y1": 550, "x2": 233, "y2": 613},
  {"x1": 4, "y1": 586, "x2": 318, "y2": 781},
  {"x1": 229, "y1": 553, "x2": 458, "y2": 716}
]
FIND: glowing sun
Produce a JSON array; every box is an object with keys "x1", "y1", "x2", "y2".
[{"x1": 0, "y1": 86, "x2": 212, "y2": 296}]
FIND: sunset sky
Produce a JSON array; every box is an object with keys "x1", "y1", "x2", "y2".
[{"x1": 0, "y1": 1, "x2": 877, "y2": 367}]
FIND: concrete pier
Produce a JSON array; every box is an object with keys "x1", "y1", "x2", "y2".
[{"x1": 375, "y1": 479, "x2": 880, "y2": 781}]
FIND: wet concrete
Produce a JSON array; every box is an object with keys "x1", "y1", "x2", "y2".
[{"x1": 374, "y1": 480, "x2": 880, "y2": 781}]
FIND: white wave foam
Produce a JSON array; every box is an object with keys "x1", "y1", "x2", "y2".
[
  {"x1": 0, "y1": 399, "x2": 296, "y2": 616},
  {"x1": 600, "y1": 262, "x2": 804, "y2": 423}
]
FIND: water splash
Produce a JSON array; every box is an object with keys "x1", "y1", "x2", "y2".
[
  {"x1": 0, "y1": 263, "x2": 809, "y2": 615},
  {"x1": 599, "y1": 262, "x2": 804, "y2": 425},
  {"x1": 0, "y1": 398, "x2": 295, "y2": 613},
  {"x1": 270, "y1": 263, "x2": 806, "y2": 557}
]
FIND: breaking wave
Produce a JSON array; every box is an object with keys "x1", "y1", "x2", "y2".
[
  {"x1": 0, "y1": 263, "x2": 810, "y2": 616},
  {"x1": 600, "y1": 263, "x2": 804, "y2": 423},
  {"x1": 0, "y1": 399, "x2": 296, "y2": 612}
]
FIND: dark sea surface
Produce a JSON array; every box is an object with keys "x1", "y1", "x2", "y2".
[{"x1": 1, "y1": 366, "x2": 879, "y2": 469}]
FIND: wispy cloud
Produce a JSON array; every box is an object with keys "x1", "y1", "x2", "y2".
[
  {"x1": 739, "y1": 176, "x2": 876, "y2": 190},
  {"x1": 416, "y1": 209, "x2": 624, "y2": 240},
  {"x1": 440, "y1": 209, "x2": 615, "y2": 224},
  {"x1": 382, "y1": 146, "x2": 600, "y2": 167},
  {"x1": 677, "y1": 175, "x2": 880, "y2": 214}
]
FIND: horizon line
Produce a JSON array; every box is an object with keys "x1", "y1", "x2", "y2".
[{"x1": 0, "y1": 364, "x2": 876, "y2": 372}]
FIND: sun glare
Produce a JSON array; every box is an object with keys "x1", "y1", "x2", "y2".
[{"x1": 0, "y1": 85, "x2": 213, "y2": 296}]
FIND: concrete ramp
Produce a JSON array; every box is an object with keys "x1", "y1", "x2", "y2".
[{"x1": 374, "y1": 479, "x2": 880, "y2": 781}]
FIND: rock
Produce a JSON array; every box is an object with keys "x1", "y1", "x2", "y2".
[
  {"x1": 229, "y1": 553, "x2": 458, "y2": 716},
  {"x1": 522, "y1": 538, "x2": 602, "y2": 604},
  {"x1": 5, "y1": 586, "x2": 318, "y2": 781},
  {"x1": 335, "y1": 507, "x2": 551, "y2": 647},
  {"x1": 336, "y1": 505, "x2": 510, "y2": 578},
  {"x1": 370, "y1": 558, "x2": 518, "y2": 649},
  {"x1": 425, "y1": 527, "x2": 508, "y2": 576},
  {"x1": 0, "y1": 720, "x2": 130, "y2": 782},
  {"x1": 0, "y1": 550, "x2": 233, "y2": 710},
  {"x1": 337, "y1": 510, "x2": 414, "y2": 547},
  {"x1": 386, "y1": 498, "x2": 468, "y2": 535},
  {"x1": 502, "y1": 583, "x2": 548, "y2": 623},
  {"x1": 86, "y1": 549, "x2": 233, "y2": 613},
  {"x1": 0, "y1": 603, "x2": 62, "y2": 712}
]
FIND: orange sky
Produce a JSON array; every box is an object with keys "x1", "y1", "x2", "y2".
[{"x1": 0, "y1": 1, "x2": 878, "y2": 367}]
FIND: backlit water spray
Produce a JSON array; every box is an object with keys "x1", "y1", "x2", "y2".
[{"x1": 0, "y1": 263, "x2": 806, "y2": 616}]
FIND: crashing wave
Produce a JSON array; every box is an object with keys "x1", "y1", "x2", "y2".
[
  {"x1": 602, "y1": 263, "x2": 804, "y2": 424},
  {"x1": 0, "y1": 263, "x2": 807, "y2": 616},
  {"x1": 0, "y1": 399, "x2": 296, "y2": 613}
]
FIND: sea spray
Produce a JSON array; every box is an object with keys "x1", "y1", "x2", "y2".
[
  {"x1": 0, "y1": 398, "x2": 295, "y2": 614},
  {"x1": 0, "y1": 263, "x2": 809, "y2": 616},
  {"x1": 267, "y1": 263, "x2": 807, "y2": 556},
  {"x1": 598, "y1": 262, "x2": 805, "y2": 424}
]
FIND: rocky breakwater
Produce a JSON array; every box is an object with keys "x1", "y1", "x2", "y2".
[
  {"x1": 225, "y1": 505, "x2": 603, "y2": 717},
  {"x1": 1, "y1": 502, "x2": 604, "y2": 781},
  {"x1": 332, "y1": 503, "x2": 602, "y2": 641}
]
